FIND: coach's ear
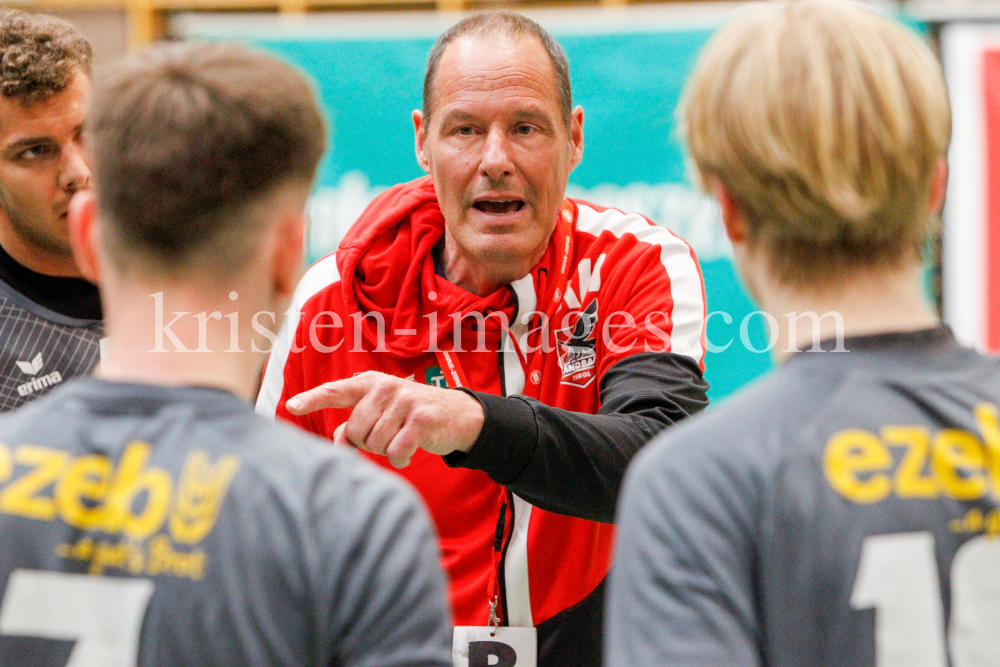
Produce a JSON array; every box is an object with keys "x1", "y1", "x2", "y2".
[
  {"x1": 413, "y1": 110, "x2": 431, "y2": 174},
  {"x1": 568, "y1": 105, "x2": 584, "y2": 171},
  {"x1": 67, "y1": 190, "x2": 101, "y2": 284},
  {"x1": 712, "y1": 179, "x2": 749, "y2": 245}
]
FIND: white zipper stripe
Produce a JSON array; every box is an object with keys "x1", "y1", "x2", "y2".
[
  {"x1": 504, "y1": 494, "x2": 534, "y2": 627},
  {"x1": 504, "y1": 274, "x2": 534, "y2": 396},
  {"x1": 501, "y1": 274, "x2": 536, "y2": 627}
]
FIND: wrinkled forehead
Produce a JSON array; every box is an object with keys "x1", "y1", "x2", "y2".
[{"x1": 430, "y1": 35, "x2": 561, "y2": 113}]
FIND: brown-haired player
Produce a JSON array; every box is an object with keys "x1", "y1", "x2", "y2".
[
  {"x1": 0, "y1": 9, "x2": 99, "y2": 412},
  {"x1": 0, "y1": 41, "x2": 452, "y2": 666},
  {"x1": 608, "y1": 1, "x2": 1000, "y2": 666}
]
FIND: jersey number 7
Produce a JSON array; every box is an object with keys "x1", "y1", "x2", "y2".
[{"x1": 0, "y1": 569, "x2": 154, "y2": 667}]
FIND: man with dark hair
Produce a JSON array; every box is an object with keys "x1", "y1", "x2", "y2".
[
  {"x1": 0, "y1": 9, "x2": 101, "y2": 412},
  {"x1": 258, "y1": 10, "x2": 709, "y2": 666},
  {"x1": 607, "y1": 2, "x2": 1000, "y2": 666},
  {"x1": 0, "y1": 41, "x2": 452, "y2": 667}
]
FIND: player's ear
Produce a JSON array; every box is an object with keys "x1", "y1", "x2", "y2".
[
  {"x1": 67, "y1": 190, "x2": 102, "y2": 284},
  {"x1": 712, "y1": 179, "x2": 750, "y2": 245},
  {"x1": 271, "y1": 209, "x2": 306, "y2": 304},
  {"x1": 928, "y1": 158, "x2": 948, "y2": 217},
  {"x1": 413, "y1": 110, "x2": 431, "y2": 173}
]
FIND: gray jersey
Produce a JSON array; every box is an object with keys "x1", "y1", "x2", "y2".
[
  {"x1": 0, "y1": 279, "x2": 102, "y2": 413},
  {"x1": 607, "y1": 328, "x2": 1000, "y2": 667},
  {"x1": 0, "y1": 379, "x2": 452, "y2": 667}
]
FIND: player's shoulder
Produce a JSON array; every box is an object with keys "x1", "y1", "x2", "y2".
[
  {"x1": 613, "y1": 366, "x2": 806, "y2": 550},
  {"x1": 626, "y1": 357, "x2": 835, "y2": 502},
  {"x1": 797, "y1": 328, "x2": 1000, "y2": 422},
  {"x1": 0, "y1": 377, "x2": 105, "y2": 433},
  {"x1": 650, "y1": 367, "x2": 795, "y2": 453},
  {"x1": 890, "y1": 335, "x2": 1000, "y2": 385},
  {"x1": 632, "y1": 328, "x2": 1000, "y2": 490},
  {"x1": 0, "y1": 378, "x2": 413, "y2": 509},
  {"x1": 173, "y1": 397, "x2": 418, "y2": 530},
  {"x1": 242, "y1": 418, "x2": 435, "y2": 570},
  {"x1": 253, "y1": 415, "x2": 416, "y2": 504}
]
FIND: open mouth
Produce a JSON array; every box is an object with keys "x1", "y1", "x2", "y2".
[{"x1": 473, "y1": 200, "x2": 525, "y2": 215}]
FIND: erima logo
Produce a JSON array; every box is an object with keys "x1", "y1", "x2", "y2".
[
  {"x1": 15, "y1": 353, "x2": 43, "y2": 375},
  {"x1": 15, "y1": 353, "x2": 62, "y2": 397}
]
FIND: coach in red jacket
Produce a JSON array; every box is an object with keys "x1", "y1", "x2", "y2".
[{"x1": 257, "y1": 10, "x2": 708, "y2": 666}]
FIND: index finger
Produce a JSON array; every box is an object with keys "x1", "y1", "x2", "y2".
[{"x1": 285, "y1": 375, "x2": 371, "y2": 415}]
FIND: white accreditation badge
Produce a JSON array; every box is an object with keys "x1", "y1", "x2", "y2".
[{"x1": 452, "y1": 626, "x2": 537, "y2": 667}]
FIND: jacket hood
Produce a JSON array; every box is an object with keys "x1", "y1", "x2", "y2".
[{"x1": 336, "y1": 176, "x2": 515, "y2": 358}]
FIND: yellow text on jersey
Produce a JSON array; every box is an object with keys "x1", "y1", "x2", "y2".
[{"x1": 824, "y1": 402, "x2": 1000, "y2": 504}]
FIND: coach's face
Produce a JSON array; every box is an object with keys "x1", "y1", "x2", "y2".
[
  {"x1": 415, "y1": 35, "x2": 583, "y2": 278},
  {"x1": 0, "y1": 71, "x2": 91, "y2": 275}
]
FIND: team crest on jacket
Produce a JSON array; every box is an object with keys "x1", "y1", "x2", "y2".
[{"x1": 556, "y1": 297, "x2": 599, "y2": 388}]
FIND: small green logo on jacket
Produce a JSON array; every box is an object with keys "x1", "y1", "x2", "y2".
[{"x1": 425, "y1": 366, "x2": 447, "y2": 388}]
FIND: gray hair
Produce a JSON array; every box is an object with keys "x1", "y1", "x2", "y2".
[{"x1": 422, "y1": 10, "x2": 572, "y2": 129}]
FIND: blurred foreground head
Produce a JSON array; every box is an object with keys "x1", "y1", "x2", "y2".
[
  {"x1": 680, "y1": 0, "x2": 950, "y2": 287},
  {"x1": 85, "y1": 41, "x2": 325, "y2": 280}
]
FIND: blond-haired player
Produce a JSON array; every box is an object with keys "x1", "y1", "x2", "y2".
[{"x1": 607, "y1": 1, "x2": 1000, "y2": 665}]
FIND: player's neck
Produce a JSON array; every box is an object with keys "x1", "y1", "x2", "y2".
[
  {"x1": 754, "y1": 261, "x2": 938, "y2": 362},
  {"x1": 0, "y1": 222, "x2": 82, "y2": 278},
  {"x1": 98, "y1": 279, "x2": 274, "y2": 403}
]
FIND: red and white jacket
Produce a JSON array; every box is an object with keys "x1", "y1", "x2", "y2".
[{"x1": 257, "y1": 176, "x2": 708, "y2": 665}]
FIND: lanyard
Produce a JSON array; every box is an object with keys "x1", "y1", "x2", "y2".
[
  {"x1": 433, "y1": 342, "x2": 507, "y2": 634},
  {"x1": 487, "y1": 497, "x2": 509, "y2": 635},
  {"x1": 436, "y1": 348, "x2": 470, "y2": 389},
  {"x1": 434, "y1": 200, "x2": 577, "y2": 631}
]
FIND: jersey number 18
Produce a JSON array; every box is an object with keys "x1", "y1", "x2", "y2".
[{"x1": 851, "y1": 532, "x2": 999, "y2": 667}]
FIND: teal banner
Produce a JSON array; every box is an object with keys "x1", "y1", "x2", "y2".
[{"x1": 174, "y1": 8, "x2": 776, "y2": 401}]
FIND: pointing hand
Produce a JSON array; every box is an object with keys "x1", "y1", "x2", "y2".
[{"x1": 285, "y1": 371, "x2": 485, "y2": 468}]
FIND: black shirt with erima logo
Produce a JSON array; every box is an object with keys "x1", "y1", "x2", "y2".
[{"x1": 0, "y1": 242, "x2": 102, "y2": 412}]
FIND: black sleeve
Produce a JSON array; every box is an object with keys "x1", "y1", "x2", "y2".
[{"x1": 441, "y1": 351, "x2": 709, "y2": 523}]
